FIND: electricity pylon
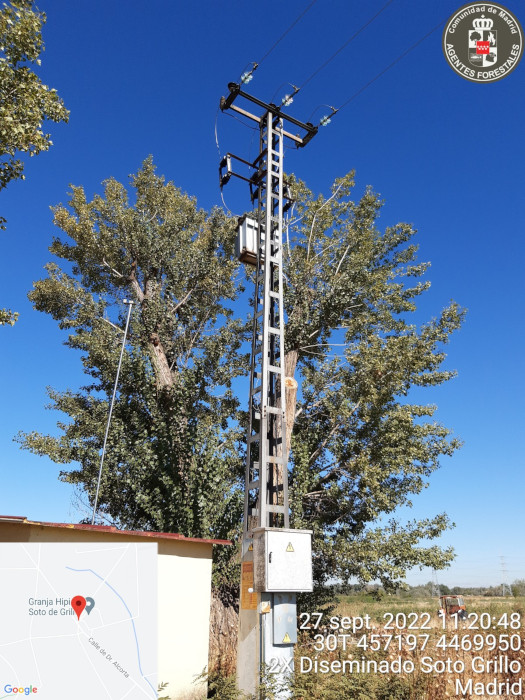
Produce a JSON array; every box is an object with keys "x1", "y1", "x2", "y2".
[{"x1": 219, "y1": 82, "x2": 317, "y2": 698}]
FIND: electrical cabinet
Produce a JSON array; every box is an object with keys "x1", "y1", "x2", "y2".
[
  {"x1": 273, "y1": 593, "x2": 297, "y2": 645},
  {"x1": 236, "y1": 215, "x2": 260, "y2": 266},
  {"x1": 253, "y1": 528, "x2": 313, "y2": 593}
]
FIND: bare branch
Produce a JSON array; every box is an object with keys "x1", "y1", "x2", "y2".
[
  {"x1": 294, "y1": 379, "x2": 341, "y2": 420},
  {"x1": 306, "y1": 181, "x2": 346, "y2": 261},
  {"x1": 128, "y1": 262, "x2": 144, "y2": 303},
  {"x1": 140, "y1": 210, "x2": 159, "y2": 225},
  {"x1": 334, "y1": 243, "x2": 351, "y2": 276},
  {"x1": 290, "y1": 179, "x2": 346, "y2": 243},
  {"x1": 312, "y1": 236, "x2": 340, "y2": 259},
  {"x1": 309, "y1": 423, "x2": 339, "y2": 464},
  {"x1": 101, "y1": 317, "x2": 125, "y2": 334},
  {"x1": 101, "y1": 258, "x2": 123, "y2": 278},
  {"x1": 299, "y1": 342, "x2": 347, "y2": 350},
  {"x1": 308, "y1": 401, "x2": 361, "y2": 464},
  {"x1": 171, "y1": 287, "x2": 195, "y2": 315}
]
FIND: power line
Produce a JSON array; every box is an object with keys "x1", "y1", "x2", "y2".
[
  {"x1": 258, "y1": 0, "x2": 319, "y2": 67},
  {"x1": 299, "y1": 0, "x2": 396, "y2": 90},
  {"x1": 336, "y1": 15, "x2": 447, "y2": 112},
  {"x1": 237, "y1": 0, "x2": 319, "y2": 85},
  {"x1": 268, "y1": 9, "x2": 448, "y2": 135}
]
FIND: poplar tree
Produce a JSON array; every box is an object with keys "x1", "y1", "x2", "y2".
[
  {"x1": 1, "y1": 0, "x2": 69, "y2": 323},
  {"x1": 283, "y1": 174, "x2": 463, "y2": 589},
  {"x1": 19, "y1": 160, "x2": 464, "y2": 589},
  {"x1": 20, "y1": 158, "x2": 246, "y2": 540}
]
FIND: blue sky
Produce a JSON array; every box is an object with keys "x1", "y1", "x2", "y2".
[{"x1": 1, "y1": 0, "x2": 524, "y2": 588}]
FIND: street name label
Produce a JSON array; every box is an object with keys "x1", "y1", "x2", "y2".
[{"x1": 0, "y1": 543, "x2": 157, "y2": 699}]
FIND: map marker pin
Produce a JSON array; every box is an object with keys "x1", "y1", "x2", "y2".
[
  {"x1": 71, "y1": 595, "x2": 87, "y2": 620},
  {"x1": 85, "y1": 597, "x2": 95, "y2": 615}
]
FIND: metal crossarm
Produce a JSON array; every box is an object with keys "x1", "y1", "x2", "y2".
[{"x1": 220, "y1": 83, "x2": 318, "y2": 148}]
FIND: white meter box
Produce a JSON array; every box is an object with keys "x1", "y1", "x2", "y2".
[{"x1": 253, "y1": 528, "x2": 313, "y2": 593}]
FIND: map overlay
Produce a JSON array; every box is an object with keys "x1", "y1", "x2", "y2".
[{"x1": 0, "y1": 543, "x2": 157, "y2": 699}]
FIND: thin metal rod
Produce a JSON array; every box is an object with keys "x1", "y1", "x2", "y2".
[{"x1": 91, "y1": 300, "x2": 134, "y2": 525}]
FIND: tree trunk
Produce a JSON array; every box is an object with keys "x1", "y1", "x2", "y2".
[
  {"x1": 127, "y1": 265, "x2": 174, "y2": 391},
  {"x1": 284, "y1": 349, "x2": 299, "y2": 458},
  {"x1": 148, "y1": 331, "x2": 174, "y2": 390}
]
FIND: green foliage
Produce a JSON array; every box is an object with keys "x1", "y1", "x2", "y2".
[
  {"x1": 511, "y1": 579, "x2": 525, "y2": 597},
  {"x1": 195, "y1": 669, "x2": 245, "y2": 699},
  {"x1": 0, "y1": 308, "x2": 18, "y2": 325},
  {"x1": 0, "y1": 0, "x2": 69, "y2": 196},
  {"x1": 292, "y1": 665, "x2": 425, "y2": 700},
  {"x1": 1, "y1": 0, "x2": 69, "y2": 323},
  {"x1": 195, "y1": 667, "x2": 284, "y2": 700},
  {"x1": 284, "y1": 174, "x2": 464, "y2": 588},
  {"x1": 157, "y1": 680, "x2": 169, "y2": 699},
  {"x1": 18, "y1": 158, "x2": 246, "y2": 540},
  {"x1": 19, "y1": 161, "x2": 464, "y2": 586}
]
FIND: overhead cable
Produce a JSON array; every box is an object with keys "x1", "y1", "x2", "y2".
[
  {"x1": 258, "y1": 0, "x2": 319, "y2": 68},
  {"x1": 299, "y1": 0, "x2": 396, "y2": 90},
  {"x1": 336, "y1": 15, "x2": 447, "y2": 112},
  {"x1": 239, "y1": 0, "x2": 319, "y2": 84}
]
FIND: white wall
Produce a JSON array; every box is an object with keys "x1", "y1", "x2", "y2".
[{"x1": 158, "y1": 545, "x2": 213, "y2": 699}]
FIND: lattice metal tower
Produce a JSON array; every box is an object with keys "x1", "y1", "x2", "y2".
[
  {"x1": 245, "y1": 112, "x2": 289, "y2": 532},
  {"x1": 219, "y1": 82, "x2": 317, "y2": 698},
  {"x1": 500, "y1": 556, "x2": 511, "y2": 596},
  {"x1": 220, "y1": 83, "x2": 316, "y2": 534}
]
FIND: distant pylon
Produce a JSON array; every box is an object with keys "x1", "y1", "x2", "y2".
[{"x1": 499, "y1": 556, "x2": 511, "y2": 596}]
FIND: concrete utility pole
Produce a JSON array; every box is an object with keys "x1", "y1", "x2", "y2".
[{"x1": 219, "y1": 82, "x2": 317, "y2": 698}]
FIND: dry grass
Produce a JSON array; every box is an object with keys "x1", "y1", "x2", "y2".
[
  {"x1": 205, "y1": 595, "x2": 525, "y2": 699},
  {"x1": 293, "y1": 596, "x2": 525, "y2": 700},
  {"x1": 208, "y1": 591, "x2": 238, "y2": 676}
]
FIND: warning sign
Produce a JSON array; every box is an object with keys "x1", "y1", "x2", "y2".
[
  {"x1": 282, "y1": 632, "x2": 292, "y2": 643},
  {"x1": 286, "y1": 542, "x2": 294, "y2": 552}
]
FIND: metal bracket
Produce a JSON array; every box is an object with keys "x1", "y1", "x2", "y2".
[
  {"x1": 220, "y1": 83, "x2": 318, "y2": 148},
  {"x1": 220, "y1": 152, "x2": 294, "y2": 211}
]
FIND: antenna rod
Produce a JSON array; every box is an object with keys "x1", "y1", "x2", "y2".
[{"x1": 91, "y1": 299, "x2": 134, "y2": 525}]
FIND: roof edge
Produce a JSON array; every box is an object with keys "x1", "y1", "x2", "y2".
[{"x1": 0, "y1": 516, "x2": 231, "y2": 546}]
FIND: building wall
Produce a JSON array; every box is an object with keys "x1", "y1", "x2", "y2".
[
  {"x1": 0, "y1": 521, "x2": 214, "y2": 700},
  {"x1": 158, "y1": 542, "x2": 212, "y2": 699}
]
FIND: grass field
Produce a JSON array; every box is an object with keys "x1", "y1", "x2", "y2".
[{"x1": 202, "y1": 595, "x2": 525, "y2": 699}]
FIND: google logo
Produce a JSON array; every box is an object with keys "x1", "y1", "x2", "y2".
[{"x1": 3, "y1": 686, "x2": 38, "y2": 695}]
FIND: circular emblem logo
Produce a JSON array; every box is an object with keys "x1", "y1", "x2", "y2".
[{"x1": 443, "y1": 3, "x2": 523, "y2": 82}]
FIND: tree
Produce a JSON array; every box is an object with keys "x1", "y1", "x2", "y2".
[
  {"x1": 19, "y1": 158, "x2": 246, "y2": 541},
  {"x1": 18, "y1": 161, "x2": 464, "y2": 590},
  {"x1": 511, "y1": 579, "x2": 525, "y2": 597},
  {"x1": 0, "y1": 0, "x2": 68, "y2": 196},
  {"x1": 0, "y1": 308, "x2": 18, "y2": 325},
  {"x1": 1, "y1": 0, "x2": 69, "y2": 323},
  {"x1": 282, "y1": 173, "x2": 464, "y2": 590}
]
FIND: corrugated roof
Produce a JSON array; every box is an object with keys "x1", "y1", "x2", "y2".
[{"x1": 0, "y1": 515, "x2": 231, "y2": 545}]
